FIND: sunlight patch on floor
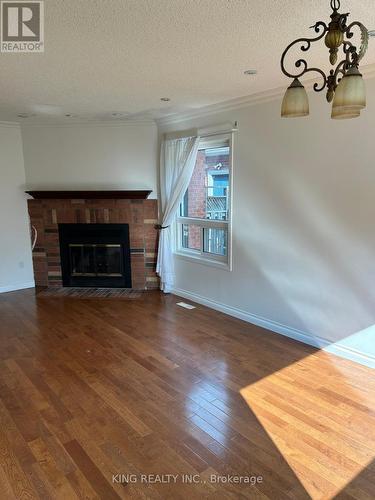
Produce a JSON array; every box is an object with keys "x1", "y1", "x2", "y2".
[{"x1": 240, "y1": 353, "x2": 375, "y2": 499}]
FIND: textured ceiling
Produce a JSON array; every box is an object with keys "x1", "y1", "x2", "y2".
[{"x1": 0, "y1": 0, "x2": 374, "y2": 123}]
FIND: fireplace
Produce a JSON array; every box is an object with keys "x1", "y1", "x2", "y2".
[
  {"x1": 59, "y1": 224, "x2": 131, "y2": 287},
  {"x1": 27, "y1": 194, "x2": 159, "y2": 289}
]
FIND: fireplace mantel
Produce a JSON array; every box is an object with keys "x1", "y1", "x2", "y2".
[{"x1": 25, "y1": 190, "x2": 152, "y2": 200}]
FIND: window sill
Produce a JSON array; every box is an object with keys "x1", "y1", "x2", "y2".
[{"x1": 174, "y1": 250, "x2": 232, "y2": 271}]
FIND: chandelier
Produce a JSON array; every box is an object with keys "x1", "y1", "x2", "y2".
[{"x1": 281, "y1": 0, "x2": 369, "y2": 119}]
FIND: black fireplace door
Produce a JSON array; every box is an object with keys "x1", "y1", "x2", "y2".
[{"x1": 59, "y1": 224, "x2": 131, "y2": 288}]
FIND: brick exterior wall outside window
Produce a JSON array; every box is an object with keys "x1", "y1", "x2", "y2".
[
  {"x1": 186, "y1": 151, "x2": 205, "y2": 249},
  {"x1": 184, "y1": 149, "x2": 229, "y2": 250}
]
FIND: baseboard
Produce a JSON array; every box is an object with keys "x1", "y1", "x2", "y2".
[
  {"x1": 172, "y1": 287, "x2": 375, "y2": 369},
  {"x1": 0, "y1": 282, "x2": 35, "y2": 294}
]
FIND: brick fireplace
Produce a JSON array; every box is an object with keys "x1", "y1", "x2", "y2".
[{"x1": 27, "y1": 193, "x2": 159, "y2": 290}]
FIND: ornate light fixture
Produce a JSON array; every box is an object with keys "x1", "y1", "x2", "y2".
[{"x1": 281, "y1": 0, "x2": 368, "y2": 119}]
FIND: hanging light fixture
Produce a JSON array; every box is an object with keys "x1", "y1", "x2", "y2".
[
  {"x1": 281, "y1": 78, "x2": 310, "y2": 117},
  {"x1": 281, "y1": 0, "x2": 368, "y2": 119}
]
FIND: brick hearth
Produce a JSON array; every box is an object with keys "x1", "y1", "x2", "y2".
[{"x1": 28, "y1": 198, "x2": 159, "y2": 289}]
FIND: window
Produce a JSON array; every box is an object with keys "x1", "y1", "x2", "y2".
[{"x1": 176, "y1": 134, "x2": 232, "y2": 267}]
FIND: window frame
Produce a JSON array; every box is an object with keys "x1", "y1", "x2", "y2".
[{"x1": 175, "y1": 132, "x2": 233, "y2": 271}]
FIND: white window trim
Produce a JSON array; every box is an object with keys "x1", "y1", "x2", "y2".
[{"x1": 174, "y1": 132, "x2": 234, "y2": 271}]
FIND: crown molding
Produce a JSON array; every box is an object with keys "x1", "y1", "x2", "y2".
[
  {"x1": 19, "y1": 118, "x2": 156, "y2": 129},
  {"x1": 157, "y1": 87, "x2": 284, "y2": 126},
  {"x1": 0, "y1": 121, "x2": 21, "y2": 128},
  {"x1": 4, "y1": 62, "x2": 375, "y2": 130},
  {"x1": 157, "y1": 63, "x2": 375, "y2": 127}
]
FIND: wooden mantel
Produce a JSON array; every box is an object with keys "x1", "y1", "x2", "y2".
[{"x1": 25, "y1": 190, "x2": 152, "y2": 200}]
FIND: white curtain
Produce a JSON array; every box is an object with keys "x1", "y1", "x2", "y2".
[{"x1": 156, "y1": 135, "x2": 200, "y2": 293}]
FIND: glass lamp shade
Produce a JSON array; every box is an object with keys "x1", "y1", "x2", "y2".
[
  {"x1": 331, "y1": 67, "x2": 366, "y2": 120},
  {"x1": 331, "y1": 106, "x2": 360, "y2": 120},
  {"x1": 281, "y1": 78, "x2": 309, "y2": 118}
]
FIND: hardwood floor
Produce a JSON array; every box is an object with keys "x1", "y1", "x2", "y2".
[{"x1": 0, "y1": 289, "x2": 374, "y2": 499}]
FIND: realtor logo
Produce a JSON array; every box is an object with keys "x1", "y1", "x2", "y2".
[{"x1": 1, "y1": 1, "x2": 44, "y2": 52}]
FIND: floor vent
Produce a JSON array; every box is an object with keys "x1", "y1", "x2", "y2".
[{"x1": 177, "y1": 302, "x2": 196, "y2": 310}]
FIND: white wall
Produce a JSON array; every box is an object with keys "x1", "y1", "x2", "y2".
[
  {"x1": 159, "y1": 77, "x2": 375, "y2": 367},
  {"x1": 0, "y1": 124, "x2": 34, "y2": 293},
  {"x1": 22, "y1": 122, "x2": 158, "y2": 198}
]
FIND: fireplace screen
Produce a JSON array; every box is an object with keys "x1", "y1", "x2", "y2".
[
  {"x1": 69, "y1": 244, "x2": 123, "y2": 277},
  {"x1": 59, "y1": 224, "x2": 131, "y2": 287}
]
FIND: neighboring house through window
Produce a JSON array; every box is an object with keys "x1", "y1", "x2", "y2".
[{"x1": 176, "y1": 133, "x2": 232, "y2": 268}]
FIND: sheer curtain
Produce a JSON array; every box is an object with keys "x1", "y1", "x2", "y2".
[{"x1": 156, "y1": 135, "x2": 200, "y2": 293}]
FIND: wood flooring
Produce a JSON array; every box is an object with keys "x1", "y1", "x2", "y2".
[{"x1": 0, "y1": 289, "x2": 374, "y2": 499}]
